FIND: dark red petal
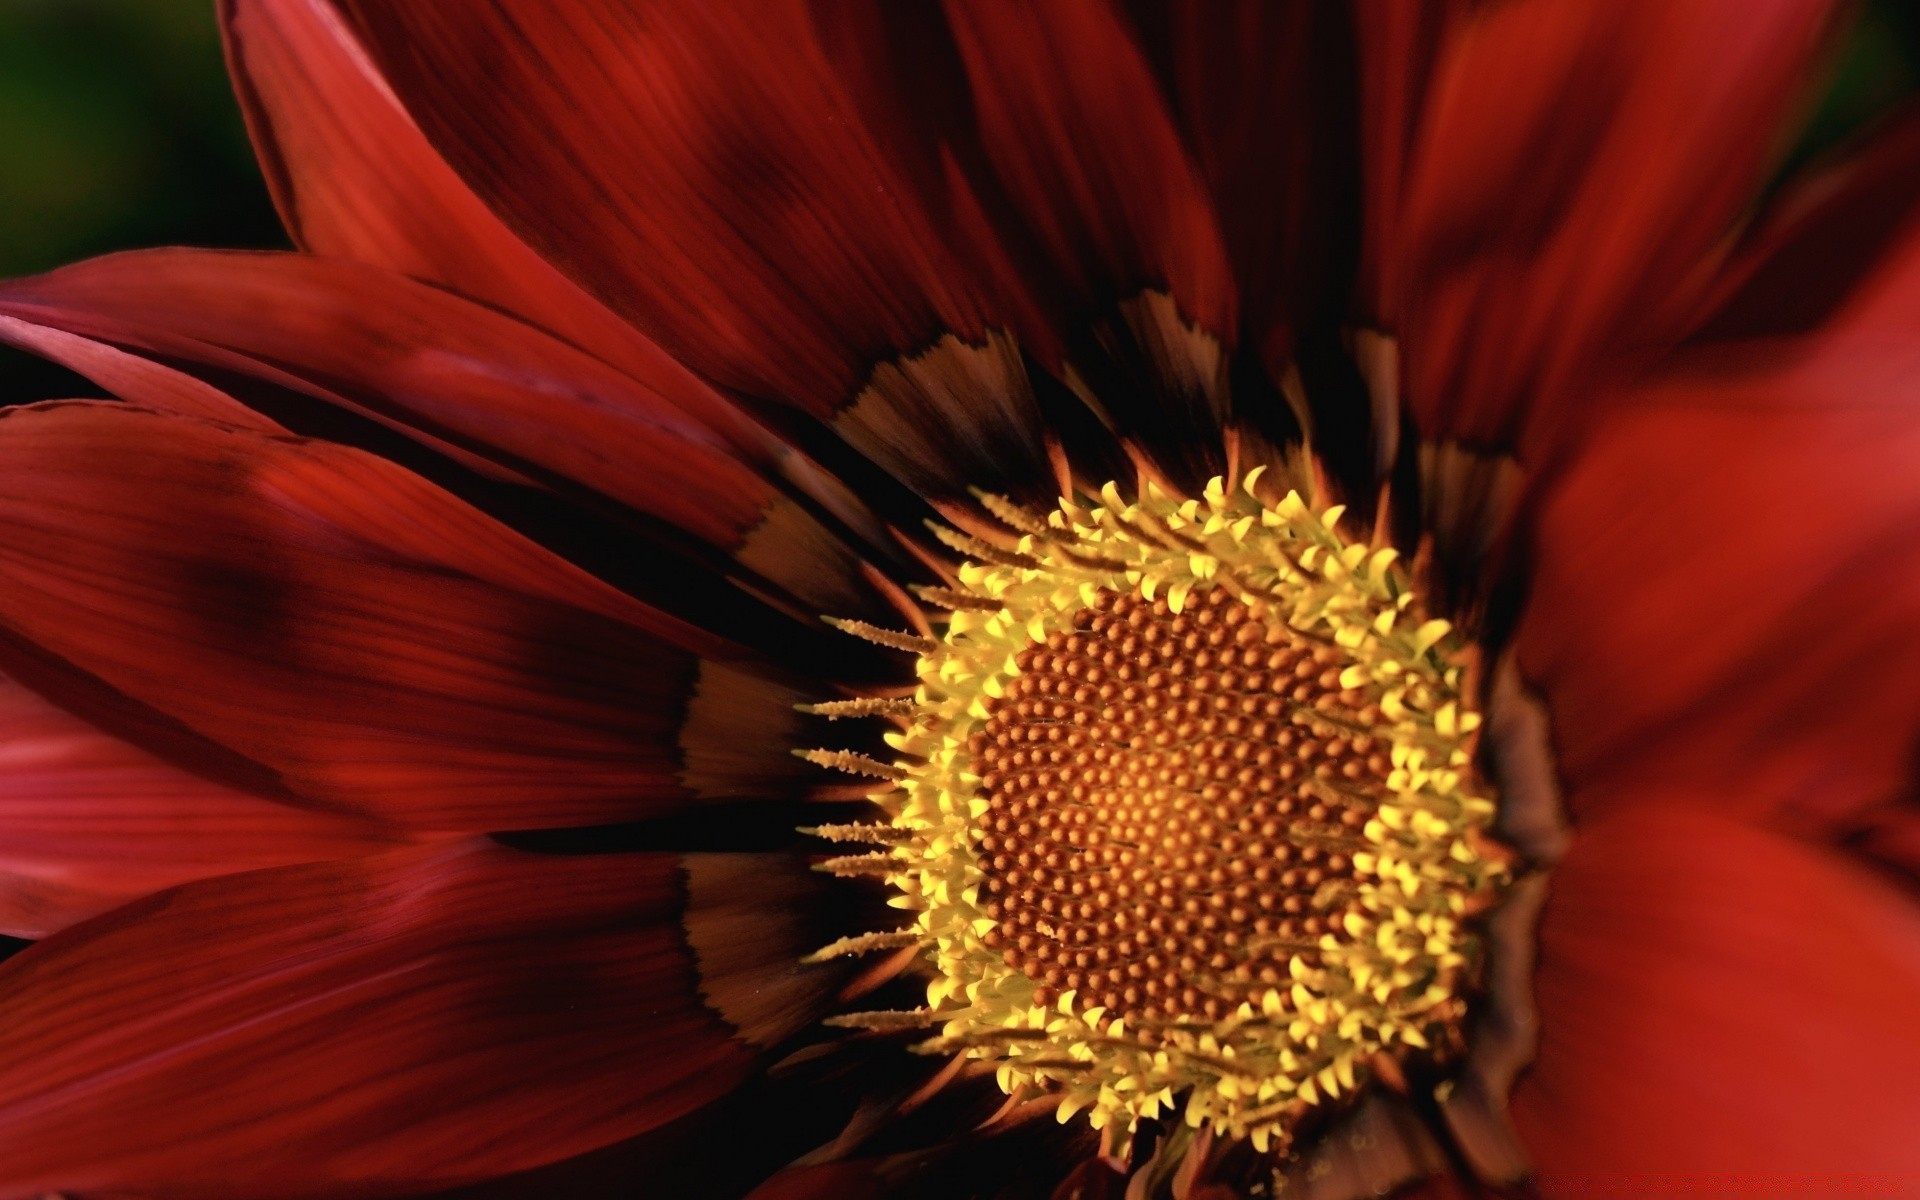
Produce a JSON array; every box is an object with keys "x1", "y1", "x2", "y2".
[
  {"x1": 0, "y1": 312, "x2": 276, "y2": 432},
  {"x1": 0, "y1": 402, "x2": 738, "y2": 829},
  {"x1": 746, "y1": 1161, "x2": 892, "y2": 1200},
  {"x1": 0, "y1": 675, "x2": 411, "y2": 938},
  {"x1": 219, "y1": 0, "x2": 692, "y2": 391},
  {"x1": 1351, "y1": 0, "x2": 1462, "y2": 328},
  {"x1": 1518, "y1": 351, "x2": 1920, "y2": 835},
  {"x1": 941, "y1": 0, "x2": 1239, "y2": 478},
  {"x1": 944, "y1": 0, "x2": 1234, "y2": 340},
  {"x1": 332, "y1": 0, "x2": 987, "y2": 419},
  {"x1": 0, "y1": 841, "x2": 768, "y2": 1197},
  {"x1": 5, "y1": 251, "x2": 775, "y2": 553},
  {"x1": 1050, "y1": 1156, "x2": 1126, "y2": 1199},
  {"x1": 3, "y1": 251, "x2": 899, "y2": 621},
  {"x1": 1690, "y1": 102, "x2": 1920, "y2": 343},
  {"x1": 223, "y1": 0, "x2": 882, "y2": 540},
  {"x1": 1155, "y1": 0, "x2": 1360, "y2": 365},
  {"x1": 1397, "y1": 0, "x2": 1840, "y2": 450},
  {"x1": 1513, "y1": 802, "x2": 1920, "y2": 1177}
]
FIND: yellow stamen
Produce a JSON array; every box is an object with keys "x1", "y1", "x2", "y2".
[{"x1": 809, "y1": 472, "x2": 1509, "y2": 1154}]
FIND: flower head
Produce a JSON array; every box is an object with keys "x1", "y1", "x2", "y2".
[{"x1": 0, "y1": 1, "x2": 1916, "y2": 1197}]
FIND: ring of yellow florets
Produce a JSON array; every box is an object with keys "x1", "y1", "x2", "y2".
[{"x1": 871, "y1": 471, "x2": 1507, "y2": 1152}]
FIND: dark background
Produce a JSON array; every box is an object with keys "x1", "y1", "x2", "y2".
[
  {"x1": 0, "y1": 0, "x2": 282, "y2": 401},
  {"x1": 1, "y1": 0, "x2": 1918, "y2": 402}
]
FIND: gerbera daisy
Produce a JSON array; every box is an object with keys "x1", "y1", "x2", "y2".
[{"x1": 0, "y1": 1, "x2": 1916, "y2": 1196}]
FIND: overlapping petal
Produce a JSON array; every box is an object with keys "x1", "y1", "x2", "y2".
[
  {"x1": 1512, "y1": 803, "x2": 1920, "y2": 1178},
  {"x1": 936, "y1": 0, "x2": 1243, "y2": 484},
  {"x1": 0, "y1": 311, "x2": 275, "y2": 431},
  {"x1": 0, "y1": 675, "x2": 411, "y2": 938},
  {"x1": 330, "y1": 0, "x2": 988, "y2": 419},
  {"x1": 2, "y1": 251, "x2": 779, "y2": 554},
  {"x1": 1519, "y1": 208, "x2": 1920, "y2": 836},
  {"x1": 942, "y1": 0, "x2": 1235, "y2": 345},
  {"x1": 1157, "y1": 0, "x2": 1361, "y2": 364},
  {"x1": 0, "y1": 840, "x2": 774, "y2": 1197},
  {"x1": 1351, "y1": 0, "x2": 1462, "y2": 327},
  {"x1": 0, "y1": 402, "x2": 748, "y2": 829},
  {"x1": 1396, "y1": 0, "x2": 1842, "y2": 451},
  {"x1": 218, "y1": 0, "x2": 688, "y2": 392}
]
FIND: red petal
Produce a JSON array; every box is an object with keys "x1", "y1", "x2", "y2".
[
  {"x1": 1352, "y1": 0, "x2": 1462, "y2": 328},
  {"x1": 1397, "y1": 0, "x2": 1840, "y2": 449},
  {"x1": 332, "y1": 0, "x2": 987, "y2": 418},
  {"x1": 1513, "y1": 803, "x2": 1920, "y2": 1177},
  {"x1": 0, "y1": 312, "x2": 275, "y2": 432},
  {"x1": 0, "y1": 675, "x2": 409, "y2": 938},
  {"x1": 1518, "y1": 343, "x2": 1920, "y2": 835},
  {"x1": 1157, "y1": 1, "x2": 1359, "y2": 364},
  {"x1": 218, "y1": 0, "x2": 693, "y2": 393},
  {"x1": 0, "y1": 841, "x2": 763, "y2": 1196},
  {"x1": 943, "y1": 0, "x2": 1234, "y2": 340},
  {"x1": 1690, "y1": 103, "x2": 1920, "y2": 342},
  {"x1": 0, "y1": 403, "x2": 735, "y2": 829},
  {"x1": 4, "y1": 251, "x2": 777, "y2": 553},
  {"x1": 746, "y1": 1162, "x2": 892, "y2": 1200},
  {"x1": 941, "y1": 0, "x2": 1239, "y2": 476}
]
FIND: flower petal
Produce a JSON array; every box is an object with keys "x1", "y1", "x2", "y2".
[
  {"x1": 1690, "y1": 103, "x2": 1920, "y2": 343},
  {"x1": 6, "y1": 252, "x2": 774, "y2": 544},
  {"x1": 0, "y1": 674, "x2": 409, "y2": 938},
  {"x1": 1518, "y1": 325, "x2": 1920, "y2": 835},
  {"x1": 1397, "y1": 0, "x2": 1841, "y2": 449},
  {"x1": 1512, "y1": 802, "x2": 1920, "y2": 1177},
  {"x1": 1154, "y1": 0, "x2": 1360, "y2": 363},
  {"x1": 943, "y1": 0, "x2": 1233, "y2": 333},
  {"x1": 0, "y1": 841, "x2": 824, "y2": 1196},
  {"x1": 218, "y1": 0, "x2": 682, "y2": 390},
  {"x1": 332, "y1": 0, "x2": 984, "y2": 415},
  {"x1": 331, "y1": 0, "x2": 1066, "y2": 508},
  {"x1": 1351, "y1": 0, "x2": 1462, "y2": 328},
  {"x1": 0, "y1": 311, "x2": 275, "y2": 432},
  {"x1": 943, "y1": 0, "x2": 1238, "y2": 478},
  {"x1": 0, "y1": 250, "x2": 902, "y2": 614},
  {"x1": 220, "y1": 0, "x2": 910, "y2": 570},
  {"x1": 0, "y1": 402, "x2": 756, "y2": 829}
]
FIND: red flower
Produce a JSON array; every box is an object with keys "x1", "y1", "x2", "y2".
[{"x1": 0, "y1": 1, "x2": 1917, "y2": 1196}]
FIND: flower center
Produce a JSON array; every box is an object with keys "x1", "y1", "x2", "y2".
[
  {"x1": 972, "y1": 585, "x2": 1380, "y2": 1027},
  {"x1": 807, "y1": 470, "x2": 1510, "y2": 1155}
]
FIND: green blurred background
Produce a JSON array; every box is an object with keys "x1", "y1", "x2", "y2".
[
  {"x1": 1, "y1": 0, "x2": 1917, "y2": 402},
  {"x1": 0, "y1": 0, "x2": 282, "y2": 275},
  {"x1": 0, "y1": 0, "x2": 283, "y2": 399}
]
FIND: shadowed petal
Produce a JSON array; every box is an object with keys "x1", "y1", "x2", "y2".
[
  {"x1": 2, "y1": 250, "x2": 905, "y2": 622},
  {"x1": 1155, "y1": 0, "x2": 1361, "y2": 365},
  {"x1": 1351, "y1": 0, "x2": 1462, "y2": 328},
  {"x1": 332, "y1": 0, "x2": 988, "y2": 419},
  {"x1": 943, "y1": 0, "x2": 1237, "y2": 480},
  {"x1": 218, "y1": 0, "x2": 687, "y2": 391},
  {"x1": 1397, "y1": 0, "x2": 1841, "y2": 451},
  {"x1": 0, "y1": 311, "x2": 276, "y2": 432},
  {"x1": 4, "y1": 251, "x2": 781, "y2": 558},
  {"x1": 943, "y1": 0, "x2": 1234, "y2": 338},
  {"x1": 0, "y1": 675, "x2": 411, "y2": 938},
  {"x1": 329, "y1": 0, "x2": 1072, "y2": 510},
  {"x1": 1518, "y1": 226, "x2": 1920, "y2": 835},
  {"x1": 0, "y1": 842, "x2": 834, "y2": 1197},
  {"x1": 1689, "y1": 103, "x2": 1920, "y2": 343},
  {"x1": 0, "y1": 402, "x2": 753, "y2": 829},
  {"x1": 1513, "y1": 803, "x2": 1920, "y2": 1178}
]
